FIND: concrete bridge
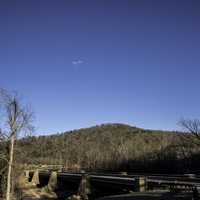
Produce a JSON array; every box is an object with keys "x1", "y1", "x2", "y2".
[{"x1": 24, "y1": 170, "x2": 200, "y2": 200}]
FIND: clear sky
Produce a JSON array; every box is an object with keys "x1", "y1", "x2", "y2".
[{"x1": 1, "y1": 0, "x2": 200, "y2": 134}]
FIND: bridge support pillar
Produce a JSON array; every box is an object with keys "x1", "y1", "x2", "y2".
[
  {"x1": 78, "y1": 174, "x2": 91, "y2": 200},
  {"x1": 24, "y1": 170, "x2": 29, "y2": 181},
  {"x1": 135, "y1": 176, "x2": 146, "y2": 192},
  {"x1": 31, "y1": 170, "x2": 40, "y2": 186},
  {"x1": 46, "y1": 171, "x2": 58, "y2": 192}
]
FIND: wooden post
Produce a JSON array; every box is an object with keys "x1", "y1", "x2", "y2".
[{"x1": 135, "y1": 176, "x2": 146, "y2": 192}]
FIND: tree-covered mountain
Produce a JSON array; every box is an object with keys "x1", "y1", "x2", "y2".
[{"x1": 17, "y1": 123, "x2": 200, "y2": 173}]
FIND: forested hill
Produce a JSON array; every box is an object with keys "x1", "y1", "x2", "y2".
[{"x1": 18, "y1": 123, "x2": 199, "y2": 173}]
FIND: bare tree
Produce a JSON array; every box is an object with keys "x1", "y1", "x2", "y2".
[
  {"x1": 178, "y1": 118, "x2": 200, "y2": 146},
  {"x1": 0, "y1": 89, "x2": 34, "y2": 200}
]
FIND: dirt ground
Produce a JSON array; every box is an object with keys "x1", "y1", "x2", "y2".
[{"x1": 17, "y1": 175, "x2": 57, "y2": 200}]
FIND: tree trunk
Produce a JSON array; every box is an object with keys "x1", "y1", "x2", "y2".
[{"x1": 6, "y1": 134, "x2": 15, "y2": 200}]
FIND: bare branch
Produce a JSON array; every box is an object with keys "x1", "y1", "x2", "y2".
[
  {"x1": 0, "y1": 166, "x2": 7, "y2": 175},
  {"x1": 0, "y1": 88, "x2": 34, "y2": 200},
  {"x1": 0, "y1": 154, "x2": 8, "y2": 163},
  {"x1": 178, "y1": 118, "x2": 200, "y2": 146}
]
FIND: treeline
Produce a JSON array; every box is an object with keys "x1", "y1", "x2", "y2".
[{"x1": 17, "y1": 123, "x2": 200, "y2": 173}]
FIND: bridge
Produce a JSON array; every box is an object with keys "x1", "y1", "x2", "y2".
[{"x1": 22, "y1": 169, "x2": 200, "y2": 200}]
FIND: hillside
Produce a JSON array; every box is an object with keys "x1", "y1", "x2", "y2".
[{"x1": 18, "y1": 123, "x2": 199, "y2": 173}]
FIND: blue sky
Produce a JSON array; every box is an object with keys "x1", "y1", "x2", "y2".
[{"x1": 1, "y1": 0, "x2": 200, "y2": 134}]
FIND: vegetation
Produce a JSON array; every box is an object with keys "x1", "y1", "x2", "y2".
[
  {"x1": 1, "y1": 115, "x2": 200, "y2": 198},
  {"x1": 18, "y1": 123, "x2": 200, "y2": 173},
  {"x1": 0, "y1": 89, "x2": 34, "y2": 200},
  {"x1": 0, "y1": 89, "x2": 199, "y2": 198}
]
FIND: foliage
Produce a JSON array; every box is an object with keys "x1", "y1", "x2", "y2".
[{"x1": 17, "y1": 123, "x2": 199, "y2": 173}]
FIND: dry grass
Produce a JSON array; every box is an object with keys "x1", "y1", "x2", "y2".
[{"x1": 16, "y1": 175, "x2": 57, "y2": 200}]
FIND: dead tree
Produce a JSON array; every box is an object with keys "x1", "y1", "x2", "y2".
[
  {"x1": 0, "y1": 89, "x2": 34, "y2": 200},
  {"x1": 179, "y1": 118, "x2": 200, "y2": 146}
]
